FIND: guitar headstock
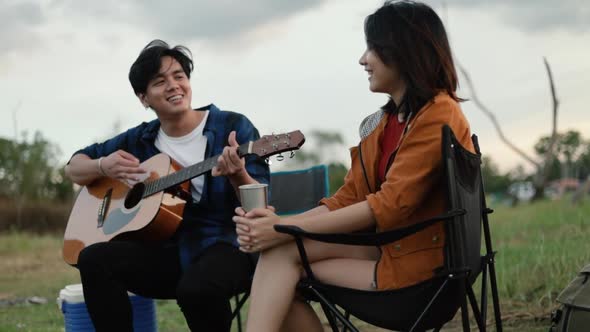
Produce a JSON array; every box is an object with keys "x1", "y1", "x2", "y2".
[{"x1": 241, "y1": 130, "x2": 305, "y2": 159}]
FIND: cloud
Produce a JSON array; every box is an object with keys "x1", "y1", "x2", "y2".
[
  {"x1": 0, "y1": 1, "x2": 46, "y2": 55},
  {"x1": 50, "y1": 0, "x2": 327, "y2": 40},
  {"x1": 0, "y1": 0, "x2": 327, "y2": 57},
  {"x1": 139, "y1": 0, "x2": 326, "y2": 40},
  {"x1": 442, "y1": 0, "x2": 589, "y2": 33}
]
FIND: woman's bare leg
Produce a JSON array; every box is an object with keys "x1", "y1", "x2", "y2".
[
  {"x1": 245, "y1": 240, "x2": 379, "y2": 332},
  {"x1": 279, "y1": 258, "x2": 379, "y2": 332},
  {"x1": 280, "y1": 298, "x2": 323, "y2": 332}
]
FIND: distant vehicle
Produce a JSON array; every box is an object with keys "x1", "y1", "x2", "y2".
[{"x1": 507, "y1": 181, "x2": 535, "y2": 202}]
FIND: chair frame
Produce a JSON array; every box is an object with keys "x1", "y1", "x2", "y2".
[{"x1": 275, "y1": 126, "x2": 503, "y2": 332}]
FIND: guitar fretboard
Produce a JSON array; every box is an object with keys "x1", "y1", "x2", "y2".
[{"x1": 141, "y1": 143, "x2": 250, "y2": 198}]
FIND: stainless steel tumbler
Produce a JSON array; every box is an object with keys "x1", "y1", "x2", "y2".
[{"x1": 239, "y1": 183, "x2": 268, "y2": 212}]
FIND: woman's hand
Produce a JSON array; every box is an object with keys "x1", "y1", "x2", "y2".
[{"x1": 233, "y1": 206, "x2": 290, "y2": 253}]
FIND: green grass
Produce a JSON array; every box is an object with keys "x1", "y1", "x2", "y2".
[
  {"x1": 1, "y1": 197, "x2": 589, "y2": 331},
  {"x1": 471, "y1": 196, "x2": 590, "y2": 331},
  {"x1": 0, "y1": 231, "x2": 192, "y2": 332},
  {"x1": 493, "y1": 198, "x2": 590, "y2": 308}
]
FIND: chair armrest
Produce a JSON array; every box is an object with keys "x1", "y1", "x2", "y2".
[{"x1": 274, "y1": 208, "x2": 465, "y2": 246}]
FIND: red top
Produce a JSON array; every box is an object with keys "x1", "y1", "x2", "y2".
[{"x1": 378, "y1": 112, "x2": 406, "y2": 183}]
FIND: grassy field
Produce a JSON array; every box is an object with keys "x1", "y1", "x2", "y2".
[{"x1": 1, "y1": 197, "x2": 589, "y2": 331}]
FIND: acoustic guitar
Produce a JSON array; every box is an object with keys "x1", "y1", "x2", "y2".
[{"x1": 63, "y1": 131, "x2": 305, "y2": 265}]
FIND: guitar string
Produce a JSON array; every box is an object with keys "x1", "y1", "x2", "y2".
[
  {"x1": 141, "y1": 144, "x2": 247, "y2": 198},
  {"x1": 139, "y1": 138, "x2": 295, "y2": 198}
]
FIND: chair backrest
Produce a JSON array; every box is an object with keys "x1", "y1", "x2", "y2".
[
  {"x1": 441, "y1": 125, "x2": 483, "y2": 280},
  {"x1": 269, "y1": 165, "x2": 329, "y2": 215}
]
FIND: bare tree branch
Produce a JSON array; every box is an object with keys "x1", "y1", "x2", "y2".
[
  {"x1": 458, "y1": 58, "x2": 561, "y2": 200},
  {"x1": 458, "y1": 64, "x2": 541, "y2": 168},
  {"x1": 444, "y1": 1, "x2": 560, "y2": 199},
  {"x1": 540, "y1": 57, "x2": 559, "y2": 175}
]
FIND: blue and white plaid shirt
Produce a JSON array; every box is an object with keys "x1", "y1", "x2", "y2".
[{"x1": 73, "y1": 104, "x2": 270, "y2": 268}]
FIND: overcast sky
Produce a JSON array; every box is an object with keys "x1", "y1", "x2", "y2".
[{"x1": 1, "y1": 0, "x2": 589, "y2": 173}]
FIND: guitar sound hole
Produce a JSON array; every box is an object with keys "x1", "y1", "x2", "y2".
[{"x1": 124, "y1": 183, "x2": 145, "y2": 209}]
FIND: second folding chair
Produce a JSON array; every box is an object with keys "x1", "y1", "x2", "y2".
[{"x1": 275, "y1": 125, "x2": 502, "y2": 332}]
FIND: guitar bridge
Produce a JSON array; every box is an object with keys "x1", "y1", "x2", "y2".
[{"x1": 97, "y1": 188, "x2": 113, "y2": 228}]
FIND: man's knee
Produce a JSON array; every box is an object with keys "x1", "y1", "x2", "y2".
[
  {"x1": 176, "y1": 277, "x2": 231, "y2": 307},
  {"x1": 77, "y1": 243, "x2": 109, "y2": 272},
  {"x1": 176, "y1": 278, "x2": 235, "y2": 331}
]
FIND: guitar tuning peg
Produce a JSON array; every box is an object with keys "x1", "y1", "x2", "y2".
[
  {"x1": 289, "y1": 151, "x2": 295, "y2": 158},
  {"x1": 276, "y1": 153, "x2": 284, "y2": 162}
]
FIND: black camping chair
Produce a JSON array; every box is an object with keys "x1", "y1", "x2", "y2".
[
  {"x1": 231, "y1": 164, "x2": 330, "y2": 331},
  {"x1": 274, "y1": 125, "x2": 503, "y2": 332}
]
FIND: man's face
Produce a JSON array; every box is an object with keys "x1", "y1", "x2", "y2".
[{"x1": 140, "y1": 56, "x2": 192, "y2": 117}]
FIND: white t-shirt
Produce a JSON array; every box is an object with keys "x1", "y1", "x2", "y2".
[{"x1": 155, "y1": 111, "x2": 209, "y2": 203}]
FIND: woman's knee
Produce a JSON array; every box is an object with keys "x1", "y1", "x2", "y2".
[{"x1": 259, "y1": 241, "x2": 299, "y2": 264}]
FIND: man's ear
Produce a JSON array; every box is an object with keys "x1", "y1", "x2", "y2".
[{"x1": 137, "y1": 93, "x2": 149, "y2": 109}]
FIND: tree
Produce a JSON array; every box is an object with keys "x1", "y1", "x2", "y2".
[
  {"x1": 7, "y1": 117, "x2": 126, "y2": 202},
  {"x1": 534, "y1": 136, "x2": 562, "y2": 181},
  {"x1": 575, "y1": 141, "x2": 590, "y2": 180},
  {"x1": 560, "y1": 130, "x2": 583, "y2": 178},
  {"x1": 481, "y1": 156, "x2": 512, "y2": 194},
  {"x1": 535, "y1": 130, "x2": 584, "y2": 179},
  {"x1": 458, "y1": 58, "x2": 560, "y2": 200},
  {"x1": 568, "y1": 138, "x2": 590, "y2": 204},
  {"x1": 0, "y1": 131, "x2": 74, "y2": 225}
]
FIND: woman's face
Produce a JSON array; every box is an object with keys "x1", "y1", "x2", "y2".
[{"x1": 359, "y1": 48, "x2": 405, "y2": 102}]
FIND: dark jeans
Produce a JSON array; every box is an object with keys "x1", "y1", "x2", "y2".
[{"x1": 76, "y1": 241, "x2": 254, "y2": 332}]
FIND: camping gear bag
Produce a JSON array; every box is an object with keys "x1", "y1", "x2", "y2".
[{"x1": 551, "y1": 264, "x2": 590, "y2": 331}]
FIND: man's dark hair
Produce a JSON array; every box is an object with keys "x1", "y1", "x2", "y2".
[
  {"x1": 129, "y1": 39, "x2": 194, "y2": 95},
  {"x1": 364, "y1": 0, "x2": 461, "y2": 114}
]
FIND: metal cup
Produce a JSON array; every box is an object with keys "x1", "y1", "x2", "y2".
[{"x1": 239, "y1": 183, "x2": 268, "y2": 212}]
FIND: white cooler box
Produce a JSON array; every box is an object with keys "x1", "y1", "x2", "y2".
[{"x1": 57, "y1": 284, "x2": 157, "y2": 332}]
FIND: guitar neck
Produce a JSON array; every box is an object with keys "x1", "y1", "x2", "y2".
[{"x1": 142, "y1": 142, "x2": 252, "y2": 198}]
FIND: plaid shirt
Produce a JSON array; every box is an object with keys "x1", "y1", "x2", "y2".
[{"x1": 73, "y1": 104, "x2": 270, "y2": 268}]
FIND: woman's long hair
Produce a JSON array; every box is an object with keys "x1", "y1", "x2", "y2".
[{"x1": 364, "y1": 0, "x2": 461, "y2": 114}]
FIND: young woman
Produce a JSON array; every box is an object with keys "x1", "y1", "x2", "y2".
[{"x1": 233, "y1": 1, "x2": 475, "y2": 331}]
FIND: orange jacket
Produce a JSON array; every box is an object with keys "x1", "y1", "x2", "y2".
[{"x1": 320, "y1": 93, "x2": 474, "y2": 290}]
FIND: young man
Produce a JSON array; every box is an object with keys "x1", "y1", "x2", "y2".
[{"x1": 64, "y1": 40, "x2": 269, "y2": 331}]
